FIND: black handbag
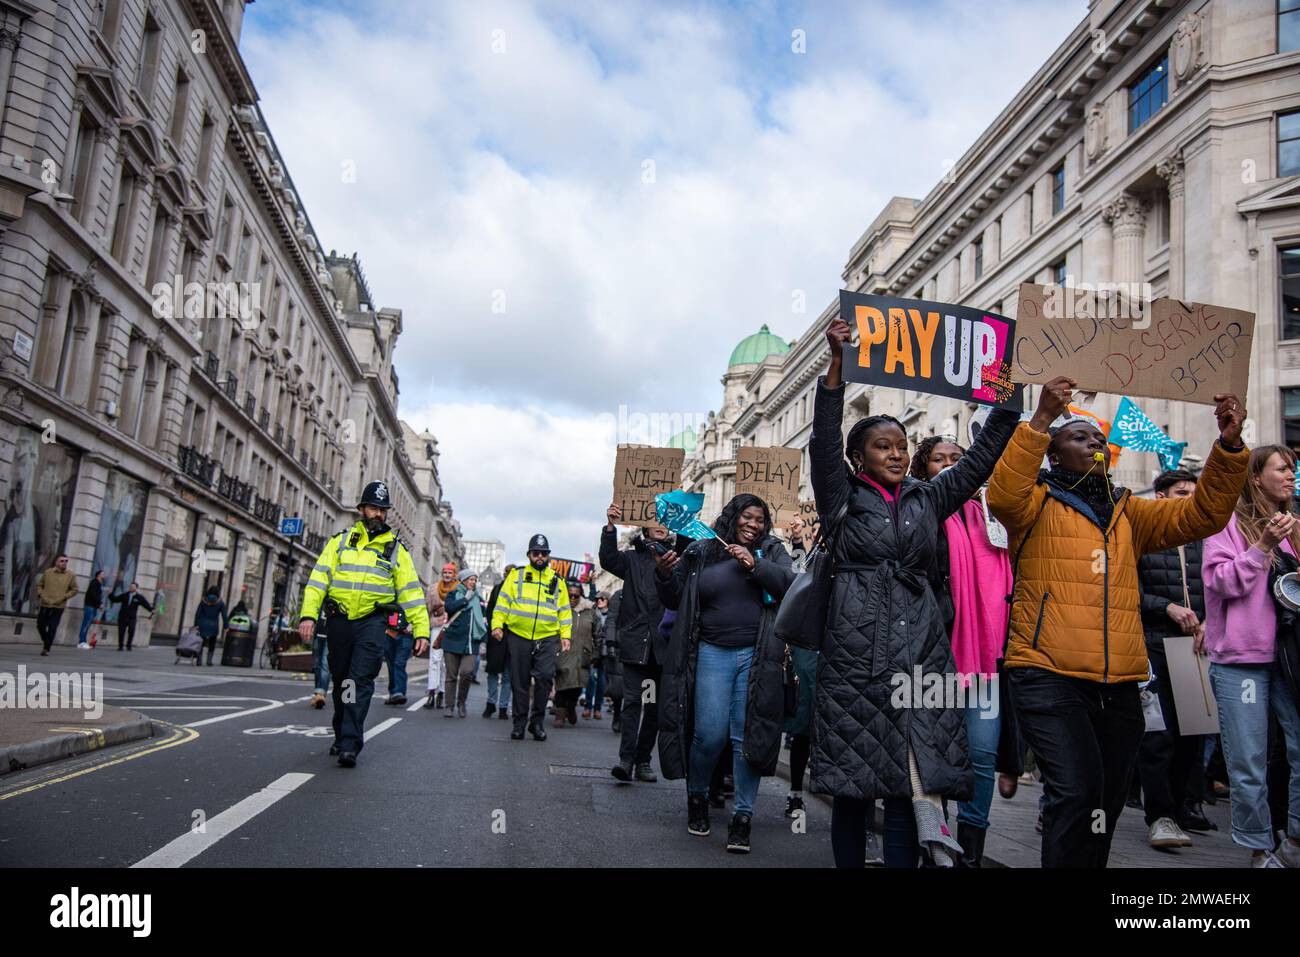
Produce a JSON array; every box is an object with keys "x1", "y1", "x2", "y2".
[
  {"x1": 774, "y1": 498, "x2": 850, "y2": 652},
  {"x1": 782, "y1": 646, "x2": 799, "y2": 718}
]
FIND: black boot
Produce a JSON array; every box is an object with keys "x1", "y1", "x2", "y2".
[
  {"x1": 483, "y1": 702, "x2": 496, "y2": 718},
  {"x1": 958, "y1": 822, "x2": 986, "y2": 868},
  {"x1": 688, "y1": 795, "x2": 711, "y2": 836}
]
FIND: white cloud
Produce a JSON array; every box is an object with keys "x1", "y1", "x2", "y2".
[{"x1": 242, "y1": 0, "x2": 1085, "y2": 563}]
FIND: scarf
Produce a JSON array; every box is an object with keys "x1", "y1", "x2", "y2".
[
  {"x1": 1043, "y1": 467, "x2": 1121, "y2": 530},
  {"x1": 436, "y1": 579, "x2": 458, "y2": 602},
  {"x1": 944, "y1": 499, "x2": 1012, "y2": 680}
]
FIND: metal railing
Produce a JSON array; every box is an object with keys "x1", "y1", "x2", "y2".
[
  {"x1": 203, "y1": 351, "x2": 219, "y2": 380},
  {"x1": 177, "y1": 445, "x2": 217, "y2": 487}
]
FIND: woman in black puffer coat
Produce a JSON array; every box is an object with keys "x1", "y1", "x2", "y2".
[
  {"x1": 654, "y1": 493, "x2": 796, "y2": 854},
  {"x1": 810, "y1": 318, "x2": 1022, "y2": 868}
]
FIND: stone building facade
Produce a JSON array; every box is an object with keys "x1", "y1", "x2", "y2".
[
  {"x1": 686, "y1": 0, "x2": 1300, "y2": 512},
  {"x1": 0, "y1": 0, "x2": 460, "y2": 647}
]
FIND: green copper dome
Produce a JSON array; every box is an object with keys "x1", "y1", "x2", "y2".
[
  {"x1": 728, "y1": 324, "x2": 791, "y2": 368},
  {"x1": 665, "y1": 429, "x2": 697, "y2": 452}
]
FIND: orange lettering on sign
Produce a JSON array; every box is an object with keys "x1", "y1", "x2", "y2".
[
  {"x1": 884, "y1": 308, "x2": 915, "y2": 377},
  {"x1": 854, "y1": 305, "x2": 887, "y2": 368},
  {"x1": 907, "y1": 309, "x2": 940, "y2": 378}
]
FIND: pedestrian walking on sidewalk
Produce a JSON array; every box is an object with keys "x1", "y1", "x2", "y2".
[
  {"x1": 382, "y1": 607, "x2": 415, "y2": 706},
  {"x1": 439, "y1": 569, "x2": 486, "y2": 717},
  {"x1": 491, "y1": 534, "x2": 572, "y2": 741},
  {"x1": 482, "y1": 566, "x2": 514, "y2": 719},
  {"x1": 654, "y1": 493, "x2": 796, "y2": 854},
  {"x1": 1203, "y1": 445, "x2": 1300, "y2": 868},
  {"x1": 554, "y1": 582, "x2": 597, "y2": 726},
  {"x1": 297, "y1": 480, "x2": 430, "y2": 767},
  {"x1": 78, "y1": 569, "x2": 105, "y2": 648},
  {"x1": 35, "y1": 554, "x2": 78, "y2": 654},
  {"x1": 909, "y1": 434, "x2": 1014, "y2": 867},
  {"x1": 193, "y1": 587, "x2": 228, "y2": 667},
  {"x1": 1135, "y1": 469, "x2": 1214, "y2": 852},
  {"x1": 109, "y1": 581, "x2": 153, "y2": 651},
  {"x1": 988, "y1": 380, "x2": 1247, "y2": 868},
  {"x1": 600, "y1": 505, "x2": 671, "y2": 782},
  {"x1": 810, "y1": 318, "x2": 1021, "y2": 869}
]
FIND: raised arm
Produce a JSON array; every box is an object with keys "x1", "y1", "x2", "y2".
[
  {"x1": 599, "y1": 517, "x2": 631, "y2": 580},
  {"x1": 986, "y1": 377, "x2": 1074, "y2": 536},
  {"x1": 928, "y1": 406, "x2": 1020, "y2": 520}
]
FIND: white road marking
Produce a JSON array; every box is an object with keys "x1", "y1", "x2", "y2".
[
  {"x1": 405, "y1": 698, "x2": 427, "y2": 712},
  {"x1": 185, "y1": 698, "x2": 287, "y2": 728},
  {"x1": 125, "y1": 706, "x2": 242, "y2": 710},
  {"x1": 366, "y1": 717, "x2": 401, "y2": 739},
  {"x1": 131, "y1": 772, "x2": 314, "y2": 868}
]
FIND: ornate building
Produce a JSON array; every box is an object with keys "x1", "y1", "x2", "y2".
[
  {"x1": 0, "y1": 0, "x2": 461, "y2": 647},
  {"x1": 686, "y1": 0, "x2": 1300, "y2": 512}
]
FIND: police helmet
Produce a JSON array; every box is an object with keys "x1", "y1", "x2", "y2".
[
  {"x1": 527, "y1": 533, "x2": 551, "y2": 554},
  {"x1": 358, "y1": 480, "x2": 393, "y2": 510}
]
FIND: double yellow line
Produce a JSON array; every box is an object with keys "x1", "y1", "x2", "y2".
[{"x1": 0, "y1": 721, "x2": 199, "y2": 802}]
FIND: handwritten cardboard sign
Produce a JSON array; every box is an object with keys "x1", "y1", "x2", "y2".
[
  {"x1": 736, "y1": 446, "x2": 800, "y2": 522},
  {"x1": 612, "y1": 446, "x2": 684, "y2": 529},
  {"x1": 839, "y1": 290, "x2": 1021, "y2": 407},
  {"x1": 1012, "y1": 283, "x2": 1254, "y2": 406}
]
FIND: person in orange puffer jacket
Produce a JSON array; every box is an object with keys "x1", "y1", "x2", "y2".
[{"x1": 987, "y1": 376, "x2": 1248, "y2": 868}]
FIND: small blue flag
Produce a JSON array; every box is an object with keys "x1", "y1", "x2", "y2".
[
  {"x1": 655, "y1": 490, "x2": 716, "y2": 540},
  {"x1": 1110, "y1": 396, "x2": 1186, "y2": 471}
]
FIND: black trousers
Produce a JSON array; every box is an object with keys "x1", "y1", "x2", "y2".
[
  {"x1": 36, "y1": 606, "x2": 64, "y2": 651},
  {"x1": 506, "y1": 631, "x2": 559, "y2": 731},
  {"x1": 326, "y1": 612, "x2": 387, "y2": 753},
  {"x1": 619, "y1": 657, "x2": 662, "y2": 765},
  {"x1": 1009, "y1": 667, "x2": 1144, "y2": 868},
  {"x1": 1137, "y1": 650, "x2": 1205, "y2": 825},
  {"x1": 200, "y1": 633, "x2": 219, "y2": 664},
  {"x1": 117, "y1": 618, "x2": 138, "y2": 650}
]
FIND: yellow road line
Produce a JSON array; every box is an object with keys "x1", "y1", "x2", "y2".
[{"x1": 0, "y1": 722, "x2": 199, "y2": 802}]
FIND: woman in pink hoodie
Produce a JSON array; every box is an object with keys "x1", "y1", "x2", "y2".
[{"x1": 1202, "y1": 444, "x2": 1300, "y2": 868}]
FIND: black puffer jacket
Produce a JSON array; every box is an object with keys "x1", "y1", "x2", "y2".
[
  {"x1": 809, "y1": 377, "x2": 1019, "y2": 801},
  {"x1": 484, "y1": 579, "x2": 510, "y2": 673},
  {"x1": 599, "y1": 527, "x2": 667, "y2": 666},
  {"x1": 1137, "y1": 539, "x2": 1205, "y2": 653},
  {"x1": 655, "y1": 536, "x2": 795, "y2": 780},
  {"x1": 601, "y1": 590, "x2": 624, "y2": 701}
]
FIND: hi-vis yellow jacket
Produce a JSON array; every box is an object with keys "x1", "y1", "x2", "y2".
[
  {"x1": 490, "y1": 564, "x2": 573, "y2": 641},
  {"x1": 299, "y1": 521, "x2": 430, "y2": 639}
]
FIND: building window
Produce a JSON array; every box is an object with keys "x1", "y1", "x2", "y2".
[
  {"x1": 1287, "y1": 387, "x2": 1300, "y2": 457},
  {"x1": 730, "y1": 437, "x2": 741, "y2": 459},
  {"x1": 109, "y1": 169, "x2": 137, "y2": 262},
  {"x1": 99, "y1": 0, "x2": 124, "y2": 45},
  {"x1": 1282, "y1": 245, "x2": 1300, "y2": 340},
  {"x1": 68, "y1": 118, "x2": 98, "y2": 225},
  {"x1": 1128, "y1": 55, "x2": 1168, "y2": 133},
  {"x1": 196, "y1": 113, "x2": 216, "y2": 185},
  {"x1": 1280, "y1": 110, "x2": 1300, "y2": 178},
  {"x1": 973, "y1": 237, "x2": 984, "y2": 280},
  {"x1": 1282, "y1": 0, "x2": 1300, "y2": 54},
  {"x1": 1027, "y1": 190, "x2": 1035, "y2": 232},
  {"x1": 136, "y1": 14, "x2": 163, "y2": 104},
  {"x1": 1050, "y1": 164, "x2": 1065, "y2": 215},
  {"x1": 216, "y1": 195, "x2": 234, "y2": 257},
  {"x1": 169, "y1": 69, "x2": 190, "y2": 144},
  {"x1": 1052, "y1": 259, "x2": 1067, "y2": 287}
]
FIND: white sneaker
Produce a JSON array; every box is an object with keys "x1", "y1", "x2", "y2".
[
  {"x1": 1149, "y1": 817, "x2": 1189, "y2": 848},
  {"x1": 1275, "y1": 838, "x2": 1300, "y2": 868},
  {"x1": 1252, "y1": 851, "x2": 1285, "y2": 868},
  {"x1": 77, "y1": 643, "x2": 89, "y2": 650}
]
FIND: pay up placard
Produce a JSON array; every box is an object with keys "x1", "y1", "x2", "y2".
[
  {"x1": 838, "y1": 291, "x2": 1021, "y2": 407},
  {"x1": 736, "y1": 446, "x2": 800, "y2": 523},
  {"x1": 612, "y1": 446, "x2": 684, "y2": 529},
  {"x1": 1012, "y1": 283, "x2": 1254, "y2": 405}
]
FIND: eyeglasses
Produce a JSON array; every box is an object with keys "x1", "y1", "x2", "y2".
[{"x1": 528, "y1": 550, "x2": 549, "y2": 558}]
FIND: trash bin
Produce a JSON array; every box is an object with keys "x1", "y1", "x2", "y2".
[{"x1": 221, "y1": 611, "x2": 257, "y2": 667}]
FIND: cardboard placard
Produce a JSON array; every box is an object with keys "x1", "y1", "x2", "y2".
[
  {"x1": 1012, "y1": 283, "x2": 1254, "y2": 406},
  {"x1": 736, "y1": 446, "x2": 801, "y2": 523},
  {"x1": 1163, "y1": 635, "x2": 1220, "y2": 736},
  {"x1": 612, "y1": 446, "x2": 684, "y2": 528},
  {"x1": 838, "y1": 290, "x2": 1021, "y2": 407}
]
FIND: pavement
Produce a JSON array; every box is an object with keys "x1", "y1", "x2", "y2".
[{"x1": 0, "y1": 643, "x2": 1249, "y2": 867}]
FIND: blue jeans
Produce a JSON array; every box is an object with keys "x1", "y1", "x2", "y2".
[
  {"x1": 384, "y1": 633, "x2": 414, "y2": 698},
  {"x1": 957, "y1": 696, "x2": 1001, "y2": 829},
  {"x1": 312, "y1": 633, "x2": 331, "y2": 695},
  {"x1": 586, "y1": 665, "x2": 606, "y2": 713},
  {"x1": 687, "y1": 642, "x2": 762, "y2": 816},
  {"x1": 488, "y1": 666, "x2": 512, "y2": 710},
  {"x1": 1210, "y1": 661, "x2": 1300, "y2": 850},
  {"x1": 78, "y1": 605, "x2": 98, "y2": 645}
]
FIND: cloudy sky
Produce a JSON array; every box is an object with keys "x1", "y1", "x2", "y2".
[{"x1": 241, "y1": 0, "x2": 1084, "y2": 564}]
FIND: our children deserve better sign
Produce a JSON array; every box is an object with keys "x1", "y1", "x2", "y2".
[{"x1": 838, "y1": 291, "x2": 1020, "y2": 407}]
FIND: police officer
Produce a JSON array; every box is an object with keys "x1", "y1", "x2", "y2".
[
  {"x1": 298, "y1": 481, "x2": 430, "y2": 767},
  {"x1": 490, "y1": 534, "x2": 572, "y2": 741}
]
